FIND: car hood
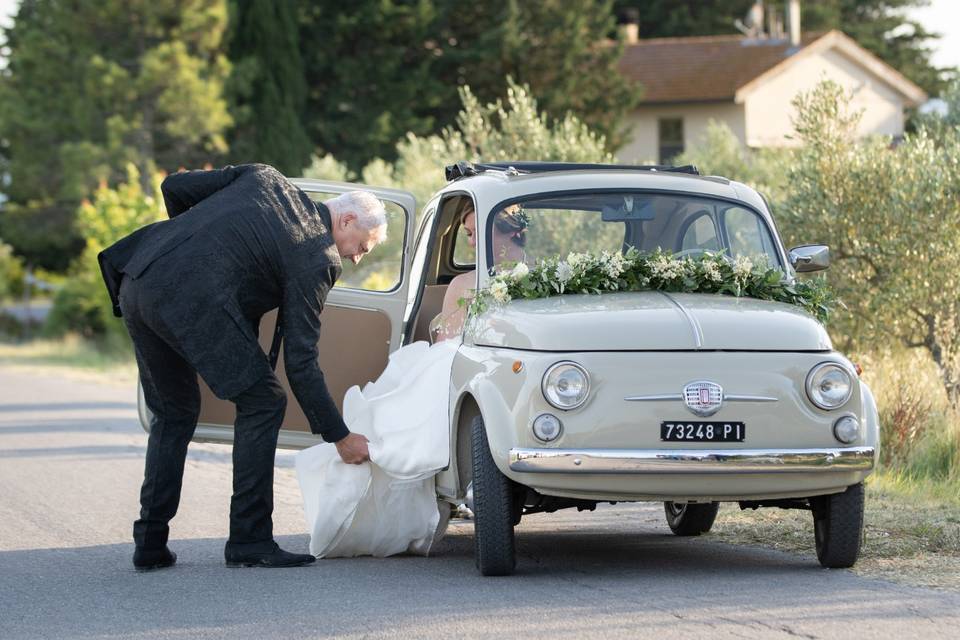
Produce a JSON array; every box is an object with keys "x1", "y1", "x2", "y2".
[{"x1": 467, "y1": 291, "x2": 832, "y2": 351}]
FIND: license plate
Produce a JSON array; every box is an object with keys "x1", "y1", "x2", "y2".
[{"x1": 661, "y1": 421, "x2": 745, "y2": 442}]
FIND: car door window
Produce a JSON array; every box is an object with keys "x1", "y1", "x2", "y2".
[
  {"x1": 306, "y1": 191, "x2": 406, "y2": 292},
  {"x1": 680, "y1": 213, "x2": 720, "y2": 252},
  {"x1": 724, "y1": 206, "x2": 776, "y2": 263}
]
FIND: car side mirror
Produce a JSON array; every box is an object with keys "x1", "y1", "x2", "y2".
[{"x1": 789, "y1": 244, "x2": 830, "y2": 272}]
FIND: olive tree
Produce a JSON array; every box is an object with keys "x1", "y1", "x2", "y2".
[{"x1": 785, "y1": 80, "x2": 960, "y2": 405}]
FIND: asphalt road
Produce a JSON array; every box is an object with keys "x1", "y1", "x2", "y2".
[{"x1": 1, "y1": 366, "x2": 958, "y2": 640}]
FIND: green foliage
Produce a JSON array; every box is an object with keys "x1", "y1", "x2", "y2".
[
  {"x1": 299, "y1": 0, "x2": 447, "y2": 171},
  {"x1": 0, "y1": 239, "x2": 25, "y2": 300},
  {"x1": 298, "y1": 0, "x2": 639, "y2": 170},
  {"x1": 785, "y1": 79, "x2": 960, "y2": 404},
  {"x1": 0, "y1": 0, "x2": 231, "y2": 270},
  {"x1": 675, "y1": 79, "x2": 960, "y2": 405},
  {"x1": 45, "y1": 167, "x2": 165, "y2": 341},
  {"x1": 619, "y1": 0, "x2": 954, "y2": 96},
  {"x1": 677, "y1": 120, "x2": 794, "y2": 206},
  {"x1": 306, "y1": 80, "x2": 613, "y2": 213},
  {"x1": 467, "y1": 249, "x2": 835, "y2": 325},
  {"x1": 226, "y1": 0, "x2": 312, "y2": 174}
]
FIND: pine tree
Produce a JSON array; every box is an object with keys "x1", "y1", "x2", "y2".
[{"x1": 226, "y1": 0, "x2": 313, "y2": 175}]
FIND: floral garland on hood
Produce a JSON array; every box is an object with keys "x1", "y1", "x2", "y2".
[{"x1": 464, "y1": 248, "x2": 835, "y2": 325}]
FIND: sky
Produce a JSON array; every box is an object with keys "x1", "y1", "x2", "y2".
[{"x1": 0, "y1": 0, "x2": 958, "y2": 79}]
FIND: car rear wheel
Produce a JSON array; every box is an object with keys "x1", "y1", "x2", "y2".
[
  {"x1": 471, "y1": 415, "x2": 517, "y2": 576},
  {"x1": 664, "y1": 501, "x2": 720, "y2": 536},
  {"x1": 811, "y1": 482, "x2": 865, "y2": 568}
]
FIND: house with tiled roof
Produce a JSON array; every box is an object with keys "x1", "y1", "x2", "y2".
[{"x1": 616, "y1": 28, "x2": 928, "y2": 163}]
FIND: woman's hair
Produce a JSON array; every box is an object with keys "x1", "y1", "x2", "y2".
[
  {"x1": 457, "y1": 199, "x2": 476, "y2": 225},
  {"x1": 493, "y1": 205, "x2": 528, "y2": 248}
]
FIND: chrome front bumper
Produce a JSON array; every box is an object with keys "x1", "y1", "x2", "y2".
[{"x1": 508, "y1": 447, "x2": 876, "y2": 474}]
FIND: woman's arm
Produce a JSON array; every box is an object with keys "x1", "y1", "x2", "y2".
[{"x1": 434, "y1": 271, "x2": 476, "y2": 341}]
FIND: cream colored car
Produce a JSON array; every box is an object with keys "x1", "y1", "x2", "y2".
[{"x1": 139, "y1": 161, "x2": 878, "y2": 576}]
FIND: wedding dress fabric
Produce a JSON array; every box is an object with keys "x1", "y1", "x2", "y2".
[{"x1": 295, "y1": 339, "x2": 459, "y2": 557}]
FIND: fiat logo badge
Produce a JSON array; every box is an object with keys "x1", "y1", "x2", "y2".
[{"x1": 683, "y1": 381, "x2": 723, "y2": 417}]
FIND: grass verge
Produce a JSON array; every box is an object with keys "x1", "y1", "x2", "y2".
[
  {"x1": 710, "y1": 473, "x2": 960, "y2": 590},
  {"x1": 0, "y1": 334, "x2": 137, "y2": 385}
]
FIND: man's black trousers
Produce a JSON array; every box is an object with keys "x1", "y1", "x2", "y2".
[{"x1": 119, "y1": 276, "x2": 287, "y2": 551}]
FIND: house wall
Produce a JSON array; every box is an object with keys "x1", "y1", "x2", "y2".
[
  {"x1": 743, "y1": 47, "x2": 907, "y2": 147},
  {"x1": 616, "y1": 102, "x2": 746, "y2": 164}
]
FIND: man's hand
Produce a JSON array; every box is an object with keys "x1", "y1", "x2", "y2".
[{"x1": 335, "y1": 433, "x2": 370, "y2": 464}]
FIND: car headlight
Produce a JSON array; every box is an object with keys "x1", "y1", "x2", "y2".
[
  {"x1": 542, "y1": 361, "x2": 590, "y2": 410},
  {"x1": 806, "y1": 362, "x2": 853, "y2": 410}
]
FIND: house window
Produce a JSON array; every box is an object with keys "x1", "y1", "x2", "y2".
[{"x1": 658, "y1": 118, "x2": 684, "y2": 164}]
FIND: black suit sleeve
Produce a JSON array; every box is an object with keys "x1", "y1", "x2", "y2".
[
  {"x1": 281, "y1": 266, "x2": 350, "y2": 443},
  {"x1": 160, "y1": 165, "x2": 247, "y2": 218}
]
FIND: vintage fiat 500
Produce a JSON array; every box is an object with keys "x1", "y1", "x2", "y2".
[{"x1": 139, "y1": 161, "x2": 878, "y2": 576}]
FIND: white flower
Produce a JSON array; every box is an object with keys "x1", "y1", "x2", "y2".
[
  {"x1": 733, "y1": 255, "x2": 754, "y2": 279},
  {"x1": 555, "y1": 261, "x2": 574, "y2": 284},
  {"x1": 702, "y1": 261, "x2": 722, "y2": 282},
  {"x1": 567, "y1": 252, "x2": 590, "y2": 271},
  {"x1": 600, "y1": 251, "x2": 626, "y2": 279},
  {"x1": 510, "y1": 262, "x2": 529, "y2": 279},
  {"x1": 490, "y1": 280, "x2": 511, "y2": 304},
  {"x1": 650, "y1": 254, "x2": 686, "y2": 280}
]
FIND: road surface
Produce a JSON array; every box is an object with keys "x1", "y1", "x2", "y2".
[{"x1": 1, "y1": 365, "x2": 958, "y2": 639}]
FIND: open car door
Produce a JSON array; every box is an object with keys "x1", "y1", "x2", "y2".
[{"x1": 137, "y1": 179, "x2": 417, "y2": 449}]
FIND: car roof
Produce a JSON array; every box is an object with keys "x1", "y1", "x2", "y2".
[{"x1": 438, "y1": 167, "x2": 769, "y2": 215}]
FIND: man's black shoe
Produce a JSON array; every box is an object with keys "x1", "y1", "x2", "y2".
[
  {"x1": 133, "y1": 546, "x2": 177, "y2": 572},
  {"x1": 224, "y1": 541, "x2": 316, "y2": 568}
]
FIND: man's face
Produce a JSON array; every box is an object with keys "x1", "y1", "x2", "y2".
[{"x1": 333, "y1": 212, "x2": 384, "y2": 265}]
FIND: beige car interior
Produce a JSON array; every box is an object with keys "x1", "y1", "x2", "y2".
[{"x1": 196, "y1": 193, "x2": 477, "y2": 434}]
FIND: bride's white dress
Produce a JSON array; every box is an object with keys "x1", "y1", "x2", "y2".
[{"x1": 294, "y1": 339, "x2": 459, "y2": 557}]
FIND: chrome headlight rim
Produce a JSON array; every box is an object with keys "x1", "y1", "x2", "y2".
[
  {"x1": 805, "y1": 361, "x2": 854, "y2": 410},
  {"x1": 541, "y1": 361, "x2": 591, "y2": 411}
]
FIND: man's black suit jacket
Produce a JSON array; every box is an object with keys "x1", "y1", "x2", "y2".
[{"x1": 98, "y1": 163, "x2": 349, "y2": 442}]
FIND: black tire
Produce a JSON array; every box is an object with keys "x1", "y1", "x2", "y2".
[
  {"x1": 664, "y1": 501, "x2": 720, "y2": 536},
  {"x1": 811, "y1": 483, "x2": 865, "y2": 569},
  {"x1": 471, "y1": 415, "x2": 517, "y2": 576}
]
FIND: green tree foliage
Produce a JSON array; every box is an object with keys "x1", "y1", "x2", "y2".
[
  {"x1": 305, "y1": 80, "x2": 612, "y2": 286},
  {"x1": 45, "y1": 167, "x2": 165, "y2": 343},
  {"x1": 681, "y1": 80, "x2": 960, "y2": 404},
  {"x1": 785, "y1": 80, "x2": 960, "y2": 404},
  {"x1": 616, "y1": 0, "x2": 953, "y2": 96},
  {"x1": 297, "y1": 0, "x2": 639, "y2": 171},
  {"x1": 430, "y1": 0, "x2": 641, "y2": 150},
  {"x1": 307, "y1": 80, "x2": 613, "y2": 209},
  {"x1": 226, "y1": 0, "x2": 312, "y2": 175},
  {"x1": 299, "y1": 0, "x2": 445, "y2": 171},
  {"x1": 0, "y1": 239, "x2": 24, "y2": 300},
  {"x1": 0, "y1": 0, "x2": 231, "y2": 270}
]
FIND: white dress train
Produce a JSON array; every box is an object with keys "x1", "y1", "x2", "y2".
[{"x1": 295, "y1": 339, "x2": 459, "y2": 558}]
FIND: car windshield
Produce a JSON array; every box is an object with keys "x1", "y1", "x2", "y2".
[{"x1": 486, "y1": 191, "x2": 781, "y2": 270}]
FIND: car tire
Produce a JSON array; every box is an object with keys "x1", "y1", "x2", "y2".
[
  {"x1": 471, "y1": 414, "x2": 517, "y2": 576},
  {"x1": 811, "y1": 482, "x2": 865, "y2": 569},
  {"x1": 663, "y1": 501, "x2": 720, "y2": 536}
]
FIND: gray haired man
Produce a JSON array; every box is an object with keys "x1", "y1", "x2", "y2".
[{"x1": 98, "y1": 164, "x2": 387, "y2": 571}]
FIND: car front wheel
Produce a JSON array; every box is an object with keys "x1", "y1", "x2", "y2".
[
  {"x1": 664, "y1": 501, "x2": 719, "y2": 536},
  {"x1": 811, "y1": 483, "x2": 865, "y2": 568},
  {"x1": 471, "y1": 415, "x2": 517, "y2": 576}
]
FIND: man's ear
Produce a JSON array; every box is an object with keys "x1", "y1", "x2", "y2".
[{"x1": 340, "y1": 212, "x2": 357, "y2": 228}]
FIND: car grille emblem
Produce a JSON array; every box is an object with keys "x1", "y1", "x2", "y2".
[{"x1": 683, "y1": 381, "x2": 723, "y2": 417}]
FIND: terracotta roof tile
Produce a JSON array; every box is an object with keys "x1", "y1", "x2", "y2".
[{"x1": 619, "y1": 33, "x2": 823, "y2": 103}]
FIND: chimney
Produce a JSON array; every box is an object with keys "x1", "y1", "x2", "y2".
[
  {"x1": 619, "y1": 8, "x2": 639, "y2": 45},
  {"x1": 787, "y1": 0, "x2": 801, "y2": 47}
]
